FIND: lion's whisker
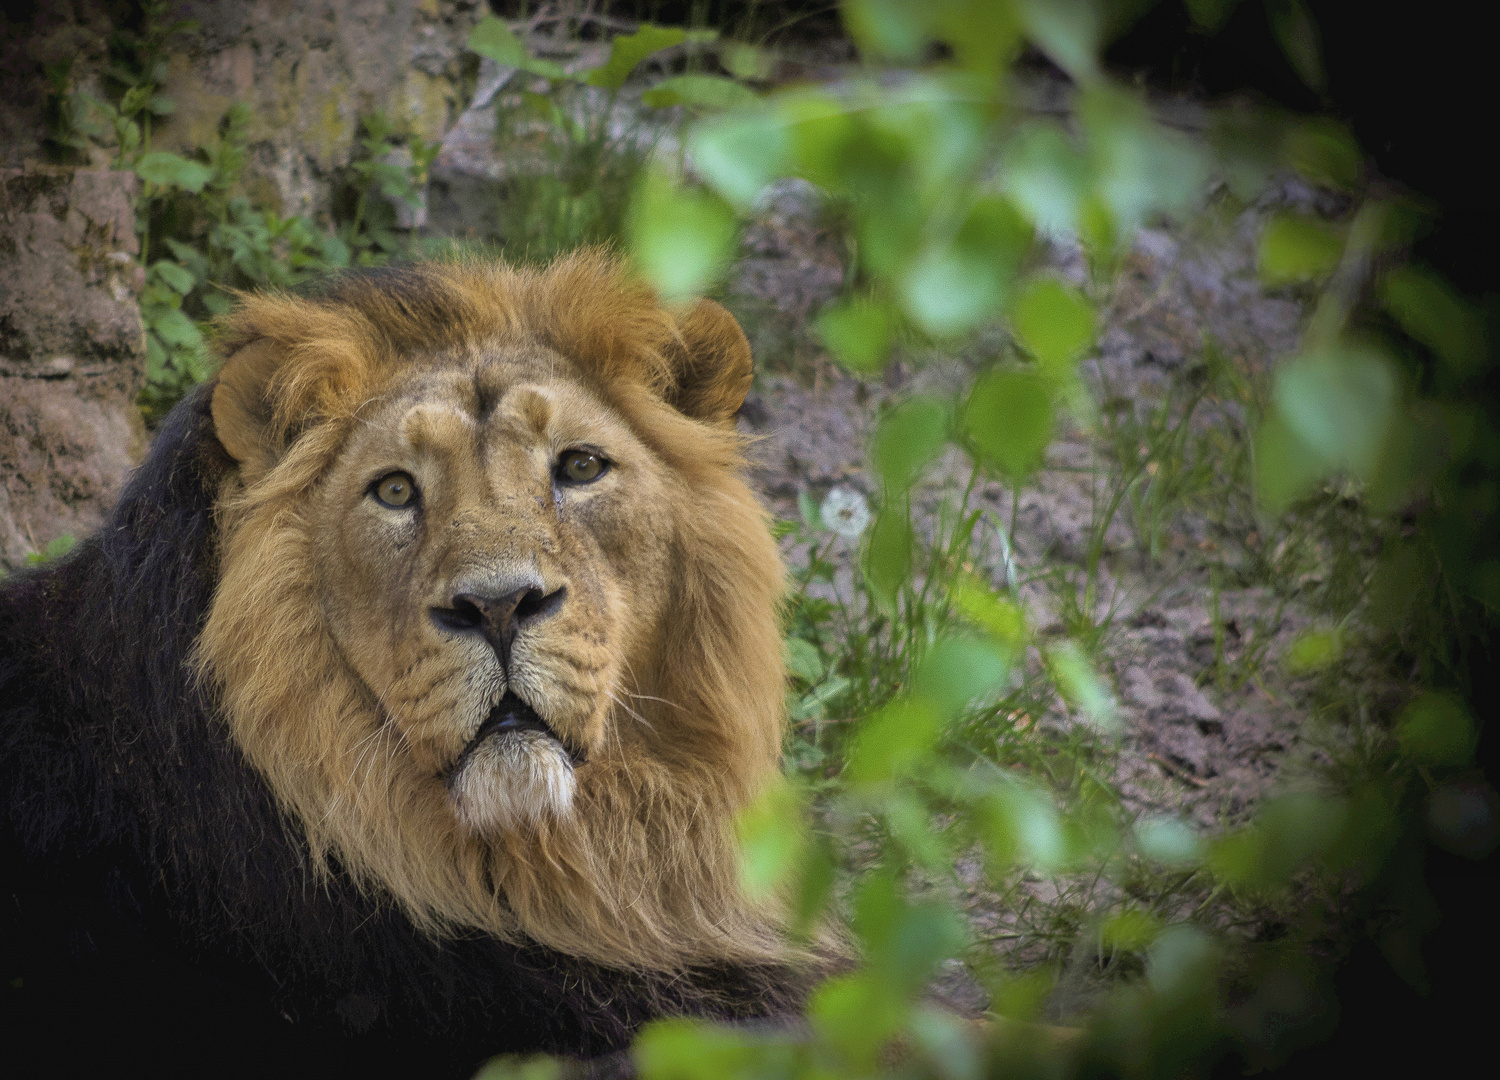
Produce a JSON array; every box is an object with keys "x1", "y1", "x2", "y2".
[{"x1": 607, "y1": 690, "x2": 655, "y2": 733}]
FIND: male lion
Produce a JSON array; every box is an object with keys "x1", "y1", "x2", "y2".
[{"x1": 0, "y1": 254, "x2": 815, "y2": 1075}]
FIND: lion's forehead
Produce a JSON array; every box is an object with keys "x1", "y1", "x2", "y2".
[{"x1": 349, "y1": 356, "x2": 630, "y2": 465}]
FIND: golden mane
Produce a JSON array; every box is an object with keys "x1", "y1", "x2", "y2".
[{"x1": 195, "y1": 252, "x2": 797, "y2": 974}]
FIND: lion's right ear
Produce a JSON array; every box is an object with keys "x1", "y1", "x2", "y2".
[
  {"x1": 665, "y1": 299, "x2": 755, "y2": 427},
  {"x1": 211, "y1": 338, "x2": 287, "y2": 477}
]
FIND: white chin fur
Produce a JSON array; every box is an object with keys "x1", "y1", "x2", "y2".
[{"x1": 450, "y1": 730, "x2": 576, "y2": 834}]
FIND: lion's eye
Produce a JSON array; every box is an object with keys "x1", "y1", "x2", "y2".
[
  {"x1": 372, "y1": 471, "x2": 418, "y2": 508},
  {"x1": 557, "y1": 449, "x2": 608, "y2": 485}
]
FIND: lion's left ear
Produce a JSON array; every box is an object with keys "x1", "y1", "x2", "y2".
[
  {"x1": 211, "y1": 337, "x2": 291, "y2": 479},
  {"x1": 665, "y1": 300, "x2": 754, "y2": 426}
]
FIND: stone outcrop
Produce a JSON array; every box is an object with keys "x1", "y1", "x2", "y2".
[
  {"x1": 0, "y1": 168, "x2": 146, "y2": 571},
  {"x1": 153, "y1": 0, "x2": 484, "y2": 220}
]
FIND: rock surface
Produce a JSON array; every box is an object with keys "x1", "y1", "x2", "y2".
[
  {"x1": 152, "y1": 0, "x2": 483, "y2": 220},
  {"x1": 0, "y1": 168, "x2": 146, "y2": 570}
]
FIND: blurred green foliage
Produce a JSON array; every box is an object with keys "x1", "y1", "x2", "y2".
[
  {"x1": 41, "y1": 1, "x2": 1494, "y2": 1074},
  {"x1": 603, "y1": 1, "x2": 1497, "y2": 1078}
]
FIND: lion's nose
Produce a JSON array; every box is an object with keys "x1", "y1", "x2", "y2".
[{"x1": 431, "y1": 585, "x2": 566, "y2": 669}]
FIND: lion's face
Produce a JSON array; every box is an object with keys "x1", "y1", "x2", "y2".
[
  {"x1": 198, "y1": 256, "x2": 792, "y2": 968},
  {"x1": 312, "y1": 348, "x2": 675, "y2": 832}
]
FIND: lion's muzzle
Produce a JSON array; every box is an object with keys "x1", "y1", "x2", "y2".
[{"x1": 446, "y1": 693, "x2": 581, "y2": 834}]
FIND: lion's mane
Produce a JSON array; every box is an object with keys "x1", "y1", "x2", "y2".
[{"x1": 0, "y1": 254, "x2": 813, "y2": 1075}]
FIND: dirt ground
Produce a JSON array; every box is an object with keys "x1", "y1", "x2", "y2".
[
  {"x1": 732, "y1": 175, "x2": 1328, "y2": 824},
  {"x1": 716, "y1": 170, "x2": 1389, "y2": 1015}
]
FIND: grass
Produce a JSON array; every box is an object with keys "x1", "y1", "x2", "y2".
[{"x1": 761, "y1": 241, "x2": 1411, "y2": 1024}]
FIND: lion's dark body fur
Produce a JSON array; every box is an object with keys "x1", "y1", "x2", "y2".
[{"x1": 0, "y1": 386, "x2": 791, "y2": 1077}]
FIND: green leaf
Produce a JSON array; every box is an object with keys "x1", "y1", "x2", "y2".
[
  {"x1": 1253, "y1": 407, "x2": 1326, "y2": 514},
  {"x1": 626, "y1": 170, "x2": 736, "y2": 302},
  {"x1": 808, "y1": 971, "x2": 907, "y2": 1071},
  {"x1": 642, "y1": 74, "x2": 757, "y2": 111},
  {"x1": 1012, "y1": 276, "x2": 1095, "y2": 372},
  {"x1": 719, "y1": 42, "x2": 774, "y2": 82},
  {"x1": 1284, "y1": 118, "x2": 1362, "y2": 189},
  {"x1": 150, "y1": 307, "x2": 203, "y2": 349},
  {"x1": 842, "y1": 0, "x2": 930, "y2": 62},
  {"x1": 467, "y1": 15, "x2": 526, "y2": 67},
  {"x1": 816, "y1": 296, "x2": 897, "y2": 373},
  {"x1": 1046, "y1": 640, "x2": 1119, "y2": 734},
  {"x1": 1272, "y1": 347, "x2": 1397, "y2": 481},
  {"x1": 1285, "y1": 627, "x2": 1343, "y2": 674},
  {"x1": 864, "y1": 504, "x2": 913, "y2": 614},
  {"x1": 902, "y1": 198, "x2": 1029, "y2": 337},
  {"x1": 1268, "y1": 0, "x2": 1325, "y2": 91},
  {"x1": 24, "y1": 534, "x2": 76, "y2": 566},
  {"x1": 1001, "y1": 122, "x2": 1089, "y2": 237},
  {"x1": 911, "y1": 636, "x2": 1008, "y2": 720},
  {"x1": 633, "y1": 1017, "x2": 780, "y2": 1080},
  {"x1": 587, "y1": 25, "x2": 687, "y2": 91},
  {"x1": 797, "y1": 488, "x2": 822, "y2": 531},
  {"x1": 950, "y1": 578, "x2": 1027, "y2": 648},
  {"x1": 981, "y1": 782, "x2": 1068, "y2": 871},
  {"x1": 1015, "y1": 0, "x2": 1102, "y2": 83},
  {"x1": 963, "y1": 368, "x2": 1055, "y2": 481},
  {"x1": 1135, "y1": 817, "x2": 1203, "y2": 867},
  {"x1": 467, "y1": 16, "x2": 565, "y2": 79},
  {"x1": 1080, "y1": 86, "x2": 1209, "y2": 233},
  {"x1": 1381, "y1": 266, "x2": 1487, "y2": 377},
  {"x1": 135, "y1": 151, "x2": 213, "y2": 192},
  {"x1": 779, "y1": 91, "x2": 857, "y2": 192},
  {"x1": 147, "y1": 94, "x2": 176, "y2": 116},
  {"x1": 151, "y1": 260, "x2": 195, "y2": 295},
  {"x1": 784, "y1": 637, "x2": 824, "y2": 684},
  {"x1": 843, "y1": 697, "x2": 941, "y2": 788},
  {"x1": 871, "y1": 395, "x2": 947, "y2": 490},
  {"x1": 735, "y1": 779, "x2": 807, "y2": 900},
  {"x1": 1258, "y1": 213, "x2": 1344, "y2": 286},
  {"x1": 1101, "y1": 908, "x2": 1161, "y2": 952},
  {"x1": 1184, "y1": 0, "x2": 1238, "y2": 32},
  {"x1": 688, "y1": 109, "x2": 793, "y2": 209},
  {"x1": 1398, "y1": 692, "x2": 1476, "y2": 768},
  {"x1": 144, "y1": 334, "x2": 168, "y2": 381}
]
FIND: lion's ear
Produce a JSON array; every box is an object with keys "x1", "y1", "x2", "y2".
[
  {"x1": 666, "y1": 299, "x2": 754, "y2": 426},
  {"x1": 211, "y1": 338, "x2": 287, "y2": 476}
]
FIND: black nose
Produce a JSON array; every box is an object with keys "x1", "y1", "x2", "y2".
[{"x1": 431, "y1": 585, "x2": 566, "y2": 669}]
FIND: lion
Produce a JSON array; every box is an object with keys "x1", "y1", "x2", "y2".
[{"x1": 0, "y1": 253, "x2": 818, "y2": 1075}]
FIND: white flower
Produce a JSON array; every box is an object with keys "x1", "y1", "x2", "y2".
[{"x1": 820, "y1": 486, "x2": 871, "y2": 540}]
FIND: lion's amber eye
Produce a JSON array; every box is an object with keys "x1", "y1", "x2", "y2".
[
  {"x1": 372, "y1": 471, "x2": 418, "y2": 508},
  {"x1": 557, "y1": 449, "x2": 607, "y2": 485}
]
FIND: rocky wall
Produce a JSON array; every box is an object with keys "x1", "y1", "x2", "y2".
[
  {"x1": 153, "y1": 0, "x2": 484, "y2": 220},
  {"x1": 1, "y1": 1, "x2": 484, "y2": 221},
  {"x1": 0, "y1": 167, "x2": 146, "y2": 571}
]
